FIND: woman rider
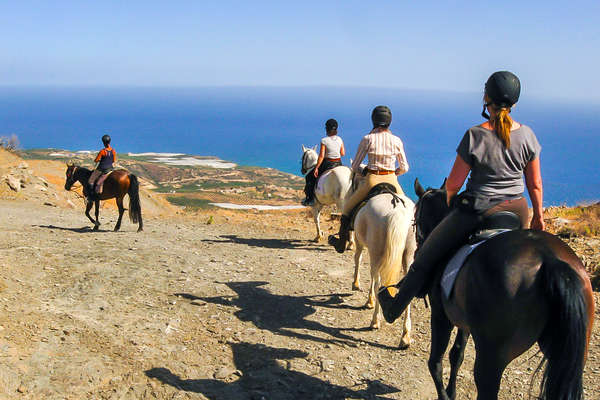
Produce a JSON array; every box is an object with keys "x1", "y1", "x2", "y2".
[
  {"x1": 328, "y1": 105, "x2": 409, "y2": 253},
  {"x1": 88, "y1": 134, "x2": 117, "y2": 198},
  {"x1": 302, "y1": 118, "x2": 346, "y2": 206},
  {"x1": 379, "y1": 71, "x2": 545, "y2": 323}
]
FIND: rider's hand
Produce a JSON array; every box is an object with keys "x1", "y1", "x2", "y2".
[
  {"x1": 395, "y1": 167, "x2": 402, "y2": 175},
  {"x1": 530, "y1": 214, "x2": 545, "y2": 231},
  {"x1": 313, "y1": 169, "x2": 319, "y2": 178}
]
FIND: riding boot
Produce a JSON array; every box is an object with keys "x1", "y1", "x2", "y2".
[
  {"x1": 328, "y1": 214, "x2": 351, "y2": 253},
  {"x1": 378, "y1": 258, "x2": 439, "y2": 323}
]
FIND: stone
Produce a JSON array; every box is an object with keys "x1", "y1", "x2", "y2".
[
  {"x1": 6, "y1": 175, "x2": 20, "y2": 192},
  {"x1": 214, "y1": 366, "x2": 236, "y2": 379}
]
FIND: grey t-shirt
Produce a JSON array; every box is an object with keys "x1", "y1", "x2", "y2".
[{"x1": 457, "y1": 125, "x2": 541, "y2": 197}]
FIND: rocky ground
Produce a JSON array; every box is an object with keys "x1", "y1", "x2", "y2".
[{"x1": 0, "y1": 149, "x2": 599, "y2": 399}]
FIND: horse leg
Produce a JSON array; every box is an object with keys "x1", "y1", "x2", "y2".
[
  {"x1": 398, "y1": 302, "x2": 412, "y2": 349},
  {"x1": 114, "y1": 196, "x2": 125, "y2": 231},
  {"x1": 347, "y1": 230, "x2": 355, "y2": 251},
  {"x1": 353, "y1": 242, "x2": 364, "y2": 291},
  {"x1": 428, "y1": 305, "x2": 454, "y2": 400},
  {"x1": 92, "y1": 200, "x2": 101, "y2": 230},
  {"x1": 312, "y1": 203, "x2": 323, "y2": 242},
  {"x1": 369, "y1": 260, "x2": 382, "y2": 329},
  {"x1": 446, "y1": 329, "x2": 469, "y2": 399},
  {"x1": 472, "y1": 342, "x2": 507, "y2": 400},
  {"x1": 84, "y1": 201, "x2": 96, "y2": 227},
  {"x1": 399, "y1": 232, "x2": 416, "y2": 349}
]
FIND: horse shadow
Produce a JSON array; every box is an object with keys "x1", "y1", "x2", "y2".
[
  {"x1": 201, "y1": 235, "x2": 329, "y2": 251},
  {"x1": 145, "y1": 341, "x2": 399, "y2": 399},
  {"x1": 33, "y1": 224, "x2": 111, "y2": 233},
  {"x1": 175, "y1": 281, "x2": 398, "y2": 350}
]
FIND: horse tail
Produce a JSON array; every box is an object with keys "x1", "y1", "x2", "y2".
[
  {"x1": 128, "y1": 174, "x2": 143, "y2": 230},
  {"x1": 536, "y1": 256, "x2": 588, "y2": 400},
  {"x1": 378, "y1": 206, "x2": 411, "y2": 291}
]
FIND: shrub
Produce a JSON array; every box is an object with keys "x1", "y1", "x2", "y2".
[{"x1": 0, "y1": 134, "x2": 20, "y2": 151}]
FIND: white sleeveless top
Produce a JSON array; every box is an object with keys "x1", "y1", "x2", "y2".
[{"x1": 321, "y1": 135, "x2": 343, "y2": 159}]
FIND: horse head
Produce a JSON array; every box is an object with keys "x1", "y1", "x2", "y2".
[
  {"x1": 300, "y1": 145, "x2": 318, "y2": 175},
  {"x1": 413, "y1": 178, "x2": 449, "y2": 248},
  {"x1": 64, "y1": 161, "x2": 80, "y2": 190}
]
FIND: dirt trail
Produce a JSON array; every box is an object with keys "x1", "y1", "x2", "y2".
[{"x1": 0, "y1": 199, "x2": 599, "y2": 399}]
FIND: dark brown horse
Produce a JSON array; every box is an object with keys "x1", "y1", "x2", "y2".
[
  {"x1": 412, "y1": 179, "x2": 594, "y2": 400},
  {"x1": 65, "y1": 164, "x2": 143, "y2": 232}
]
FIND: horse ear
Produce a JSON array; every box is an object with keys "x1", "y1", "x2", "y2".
[
  {"x1": 414, "y1": 178, "x2": 426, "y2": 198},
  {"x1": 66, "y1": 159, "x2": 74, "y2": 167},
  {"x1": 440, "y1": 178, "x2": 447, "y2": 190},
  {"x1": 302, "y1": 145, "x2": 307, "y2": 152},
  {"x1": 312, "y1": 145, "x2": 318, "y2": 152}
]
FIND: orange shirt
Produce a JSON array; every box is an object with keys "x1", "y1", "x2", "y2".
[{"x1": 94, "y1": 146, "x2": 117, "y2": 163}]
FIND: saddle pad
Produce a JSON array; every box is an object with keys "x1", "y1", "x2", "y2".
[{"x1": 441, "y1": 229, "x2": 510, "y2": 299}]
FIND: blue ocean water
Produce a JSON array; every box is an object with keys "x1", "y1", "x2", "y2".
[{"x1": 0, "y1": 86, "x2": 598, "y2": 206}]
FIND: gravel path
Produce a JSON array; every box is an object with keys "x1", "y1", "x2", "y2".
[{"x1": 0, "y1": 200, "x2": 598, "y2": 399}]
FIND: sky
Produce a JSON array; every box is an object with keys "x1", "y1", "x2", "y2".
[{"x1": 1, "y1": 1, "x2": 599, "y2": 102}]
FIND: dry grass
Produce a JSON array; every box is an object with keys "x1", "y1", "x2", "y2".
[{"x1": 544, "y1": 203, "x2": 600, "y2": 237}]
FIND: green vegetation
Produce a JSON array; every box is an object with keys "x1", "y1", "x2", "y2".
[{"x1": 166, "y1": 196, "x2": 215, "y2": 209}]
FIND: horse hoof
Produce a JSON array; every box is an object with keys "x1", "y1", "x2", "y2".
[
  {"x1": 365, "y1": 302, "x2": 375, "y2": 309},
  {"x1": 369, "y1": 322, "x2": 380, "y2": 330},
  {"x1": 137, "y1": 228, "x2": 143, "y2": 232},
  {"x1": 352, "y1": 284, "x2": 360, "y2": 291},
  {"x1": 398, "y1": 341, "x2": 410, "y2": 350}
]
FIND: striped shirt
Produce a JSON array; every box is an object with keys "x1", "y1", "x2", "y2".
[{"x1": 351, "y1": 129, "x2": 409, "y2": 173}]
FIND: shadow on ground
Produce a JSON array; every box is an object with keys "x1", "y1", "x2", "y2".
[
  {"x1": 201, "y1": 234, "x2": 329, "y2": 251},
  {"x1": 34, "y1": 224, "x2": 108, "y2": 233},
  {"x1": 146, "y1": 341, "x2": 399, "y2": 399},
  {"x1": 175, "y1": 281, "x2": 399, "y2": 350}
]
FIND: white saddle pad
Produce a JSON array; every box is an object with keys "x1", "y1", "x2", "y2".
[{"x1": 441, "y1": 230, "x2": 510, "y2": 299}]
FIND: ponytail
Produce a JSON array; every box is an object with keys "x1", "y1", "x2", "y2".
[{"x1": 491, "y1": 106, "x2": 513, "y2": 148}]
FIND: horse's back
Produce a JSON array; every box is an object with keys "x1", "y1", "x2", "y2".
[
  {"x1": 354, "y1": 193, "x2": 414, "y2": 249},
  {"x1": 314, "y1": 166, "x2": 351, "y2": 205},
  {"x1": 445, "y1": 230, "x2": 589, "y2": 341}
]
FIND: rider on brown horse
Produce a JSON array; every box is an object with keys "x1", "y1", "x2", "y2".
[{"x1": 88, "y1": 134, "x2": 116, "y2": 199}]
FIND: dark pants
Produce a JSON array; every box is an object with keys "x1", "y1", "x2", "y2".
[
  {"x1": 303, "y1": 159, "x2": 342, "y2": 202},
  {"x1": 380, "y1": 196, "x2": 529, "y2": 322}
]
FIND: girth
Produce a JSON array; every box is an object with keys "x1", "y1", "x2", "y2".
[{"x1": 349, "y1": 183, "x2": 405, "y2": 230}]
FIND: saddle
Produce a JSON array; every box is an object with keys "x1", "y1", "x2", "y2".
[
  {"x1": 93, "y1": 170, "x2": 115, "y2": 194},
  {"x1": 349, "y1": 183, "x2": 405, "y2": 230},
  {"x1": 441, "y1": 211, "x2": 522, "y2": 299}
]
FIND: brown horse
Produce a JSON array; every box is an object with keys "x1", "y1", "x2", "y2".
[
  {"x1": 65, "y1": 164, "x2": 143, "y2": 232},
  {"x1": 412, "y1": 179, "x2": 594, "y2": 400}
]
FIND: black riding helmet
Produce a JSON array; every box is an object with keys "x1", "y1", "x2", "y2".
[
  {"x1": 102, "y1": 134, "x2": 111, "y2": 145},
  {"x1": 325, "y1": 118, "x2": 338, "y2": 132},
  {"x1": 372, "y1": 105, "x2": 392, "y2": 127},
  {"x1": 482, "y1": 71, "x2": 521, "y2": 119}
]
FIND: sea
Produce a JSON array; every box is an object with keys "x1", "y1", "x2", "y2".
[{"x1": 0, "y1": 86, "x2": 598, "y2": 206}]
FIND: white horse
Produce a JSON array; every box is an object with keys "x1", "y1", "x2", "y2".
[
  {"x1": 351, "y1": 179, "x2": 417, "y2": 348},
  {"x1": 301, "y1": 145, "x2": 353, "y2": 245}
]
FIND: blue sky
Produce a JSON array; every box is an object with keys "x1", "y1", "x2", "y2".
[{"x1": 1, "y1": 1, "x2": 599, "y2": 101}]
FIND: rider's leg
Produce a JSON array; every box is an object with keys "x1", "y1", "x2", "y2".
[
  {"x1": 379, "y1": 208, "x2": 480, "y2": 323},
  {"x1": 87, "y1": 170, "x2": 101, "y2": 199},
  {"x1": 302, "y1": 169, "x2": 317, "y2": 206}
]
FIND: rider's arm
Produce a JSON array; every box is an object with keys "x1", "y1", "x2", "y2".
[
  {"x1": 446, "y1": 154, "x2": 471, "y2": 205},
  {"x1": 525, "y1": 157, "x2": 545, "y2": 231},
  {"x1": 340, "y1": 141, "x2": 345, "y2": 157},
  {"x1": 395, "y1": 140, "x2": 409, "y2": 175},
  {"x1": 313, "y1": 144, "x2": 326, "y2": 177},
  {"x1": 113, "y1": 149, "x2": 117, "y2": 163},
  {"x1": 351, "y1": 137, "x2": 368, "y2": 172},
  {"x1": 94, "y1": 149, "x2": 104, "y2": 163}
]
